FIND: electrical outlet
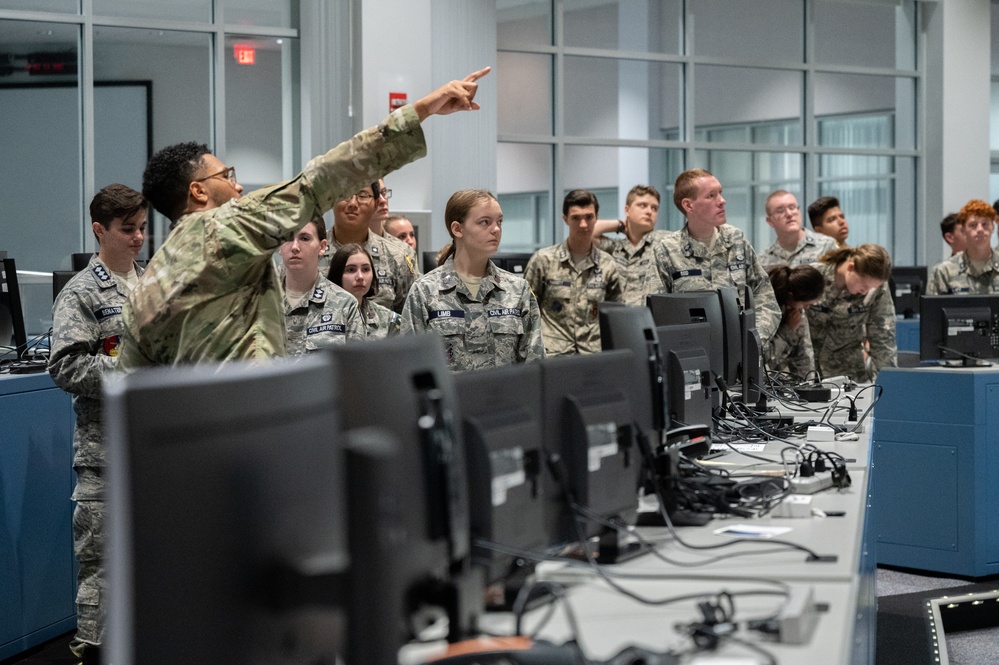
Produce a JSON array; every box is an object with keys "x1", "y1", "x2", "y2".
[{"x1": 790, "y1": 474, "x2": 835, "y2": 494}]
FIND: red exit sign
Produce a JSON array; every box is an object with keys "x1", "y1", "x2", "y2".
[{"x1": 234, "y1": 45, "x2": 255, "y2": 65}]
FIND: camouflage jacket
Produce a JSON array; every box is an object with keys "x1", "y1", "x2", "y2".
[
  {"x1": 284, "y1": 273, "x2": 364, "y2": 355},
  {"x1": 927, "y1": 249, "x2": 999, "y2": 295},
  {"x1": 524, "y1": 241, "x2": 624, "y2": 357},
  {"x1": 652, "y1": 224, "x2": 780, "y2": 343},
  {"x1": 327, "y1": 228, "x2": 418, "y2": 314},
  {"x1": 362, "y1": 299, "x2": 401, "y2": 339},
  {"x1": 49, "y1": 255, "x2": 143, "y2": 479},
  {"x1": 120, "y1": 104, "x2": 426, "y2": 368},
  {"x1": 758, "y1": 229, "x2": 836, "y2": 268},
  {"x1": 806, "y1": 261, "x2": 897, "y2": 382},
  {"x1": 765, "y1": 316, "x2": 816, "y2": 379},
  {"x1": 400, "y1": 257, "x2": 544, "y2": 371},
  {"x1": 596, "y1": 229, "x2": 670, "y2": 306}
]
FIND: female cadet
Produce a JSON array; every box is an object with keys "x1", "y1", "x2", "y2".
[
  {"x1": 279, "y1": 219, "x2": 364, "y2": 354},
  {"x1": 400, "y1": 189, "x2": 544, "y2": 371},
  {"x1": 765, "y1": 264, "x2": 825, "y2": 378},
  {"x1": 806, "y1": 244, "x2": 897, "y2": 382},
  {"x1": 328, "y1": 243, "x2": 401, "y2": 339}
]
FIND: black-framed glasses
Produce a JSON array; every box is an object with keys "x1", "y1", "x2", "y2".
[
  {"x1": 350, "y1": 190, "x2": 375, "y2": 203},
  {"x1": 379, "y1": 188, "x2": 393, "y2": 200},
  {"x1": 195, "y1": 166, "x2": 237, "y2": 184}
]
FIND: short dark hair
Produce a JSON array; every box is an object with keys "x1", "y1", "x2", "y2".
[
  {"x1": 940, "y1": 213, "x2": 960, "y2": 239},
  {"x1": 327, "y1": 243, "x2": 378, "y2": 300},
  {"x1": 807, "y1": 196, "x2": 841, "y2": 228},
  {"x1": 142, "y1": 141, "x2": 212, "y2": 223},
  {"x1": 90, "y1": 183, "x2": 146, "y2": 230},
  {"x1": 562, "y1": 189, "x2": 599, "y2": 217}
]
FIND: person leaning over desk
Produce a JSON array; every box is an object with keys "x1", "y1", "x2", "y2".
[
  {"x1": 806, "y1": 244, "x2": 897, "y2": 383},
  {"x1": 279, "y1": 217, "x2": 364, "y2": 354},
  {"x1": 764, "y1": 264, "x2": 825, "y2": 379},
  {"x1": 328, "y1": 243, "x2": 401, "y2": 339},
  {"x1": 119, "y1": 67, "x2": 490, "y2": 367},
  {"x1": 928, "y1": 199, "x2": 999, "y2": 295},
  {"x1": 400, "y1": 189, "x2": 544, "y2": 371}
]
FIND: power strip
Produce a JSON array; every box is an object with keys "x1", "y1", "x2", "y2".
[{"x1": 790, "y1": 474, "x2": 835, "y2": 494}]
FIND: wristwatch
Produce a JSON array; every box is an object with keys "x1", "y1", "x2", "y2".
[{"x1": 617, "y1": 220, "x2": 625, "y2": 233}]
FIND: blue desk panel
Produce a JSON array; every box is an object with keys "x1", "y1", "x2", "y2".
[
  {"x1": 873, "y1": 367, "x2": 999, "y2": 577},
  {"x1": 0, "y1": 373, "x2": 76, "y2": 659},
  {"x1": 895, "y1": 317, "x2": 919, "y2": 353}
]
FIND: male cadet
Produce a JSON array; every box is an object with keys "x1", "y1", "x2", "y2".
[
  {"x1": 525, "y1": 189, "x2": 624, "y2": 356},
  {"x1": 939, "y1": 212, "x2": 965, "y2": 257},
  {"x1": 758, "y1": 189, "x2": 836, "y2": 268},
  {"x1": 928, "y1": 199, "x2": 999, "y2": 295},
  {"x1": 48, "y1": 184, "x2": 148, "y2": 665},
  {"x1": 328, "y1": 180, "x2": 420, "y2": 313},
  {"x1": 652, "y1": 168, "x2": 780, "y2": 343},
  {"x1": 369, "y1": 178, "x2": 391, "y2": 235},
  {"x1": 121, "y1": 67, "x2": 488, "y2": 367},
  {"x1": 591, "y1": 184, "x2": 667, "y2": 306},
  {"x1": 385, "y1": 214, "x2": 418, "y2": 251},
  {"x1": 808, "y1": 195, "x2": 850, "y2": 248}
]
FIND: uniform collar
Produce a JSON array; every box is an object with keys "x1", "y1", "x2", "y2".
[
  {"x1": 958, "y1": 248, "x2": 999, "y2": 277},
  {"x1": 556, "y1": 239, "x2": 599, "y2": 269},
  {"x1": 680, "y1": 224, "x2": 728, "y2": 258},
  {"x1": 435, "y1": 256, "x2": 502, "y2": 297},
  {"x1": 89, "y1": 255, "x2": 141, "y2": 292}
]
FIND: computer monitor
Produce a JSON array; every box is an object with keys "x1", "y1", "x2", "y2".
[
  {"x1": 892, "y1": 266, "x2": 927, "y2": 319},
  {"x1": 72, "y1": 252, "x2": 93, "y2": 272},
  {"x1": 0, "y1": 257, "x2": 29, "y2": 360},
  {"x1": 647, "y1": 290, "x2": 737, "y2": 386},
  {"x1": 737, "y1": 285, "x2": 764, "y2": 406},
  {"x1": 491, "y1": 252, "x2": 533, "y2": 276},
  {"x1": 539, "y1": 350, "x2": 643, "y2": 562},
  {"x1": 104, "y1": 354, "x2": 404, "y2": 665},
  {"x1": 331, "y1": 335, "x2": 480, "y2": 643},
  {"x1": 453, "y1": 363, "x2": 547, "y2": 585},
  {"x1": 919, "y1": 294, "x2": 999, "y2": 364},
  {"x1": 598, "y1": 303, "x2": 666, "y2": 441},
  {"x1": 422, "y1": 250, "x2": 440, "y2": 274},
  {"x1": 655, "y1": 322, "x2": 713, "y2": 430},
  {"x1": 52, "y1": 270, "x2": 78, "y2": 301}
]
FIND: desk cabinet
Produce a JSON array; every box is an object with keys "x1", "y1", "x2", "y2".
[
  {"x1": 873, "y1": 367, "x2": 999, "y2": 577},
  {"x1": 0, "y1": 373, "x2": 76, "y2": 659}
]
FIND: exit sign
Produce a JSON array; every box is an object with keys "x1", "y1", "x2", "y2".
[{"x1": 234, "y1": 45, "x2": 255, "y2": 65}]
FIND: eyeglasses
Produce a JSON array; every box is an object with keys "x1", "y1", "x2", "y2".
[
  {"x1": 349, "y1": 190, "x2": 375, "y2": 203},
  {"x1": 195, "y1": 166, "x2": 237, "y2": 184},
  {"x1": 379, "y1": 188, "x2": 393, "y2": 200},
  {"x1": 769, "y1": 203, "x2": 799, "y2": 217}
]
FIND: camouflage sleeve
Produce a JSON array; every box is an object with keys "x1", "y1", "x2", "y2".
[
  {"x1": 605, "y1": 260, "x2": 625, "y2": 303},
  {"x1": 48, "y1": 289, "x2": 115, "y2": 399},
  {"x1": 404, "y1": 244, "x2": 423, "y2": 278},
  {"x1": 746, "y1": 245, "x2": 781, "y2": 343},
  {"x1": 652, "y1": 240, "x2": 675, "y2": 292},
  {"x1": 399, "y1": 281, "x2": 427, "y2": 335},
  {"x1": 392, "y1": 250, "x2": 416, "y2": 314},
  {"x1": 524, "y1": 253, "x2": 544, "y2": 303},
  {"x1": 344, "y1": 298, "x2": 366, "y2": 342},
  {"x1": 518, "y1": 283, "x2": 545, "y2": 362},
  {"x1": 866, "y1": 282, "x2": 898, "y2": 375},
  {"x1": 786, "y1": 317, "x2": 816, "y2": 378},
  {"x1": 927, "y1": 262, "x2": 946, "y2": 296}
]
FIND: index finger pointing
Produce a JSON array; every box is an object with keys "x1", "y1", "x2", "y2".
[{"x1": 463, "y1": 66, "x2": 491, "y2": 83}]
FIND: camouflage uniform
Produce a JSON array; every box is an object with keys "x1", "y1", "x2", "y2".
[
  {"x1": 806, "y1": 261, "x2": 897, "y2": 382},
  {"x1": 596, "y1": 229, "x2": 670, "y2": 306},
  {"x1": 651, "y1": 224, "x2": 781, "y2": 343},
  {"x1": 120, "y1": 104, "x2": 426, "y2": 368},
  {"x1": 362, "y1": 299, "x2": 401, "y2": 339},
  {"x1": 48, "y1": 255, "x2": 143, "y2": 654},
  {"x1": 927, "y1": 249, "x2": 999, "y2": 295},
  {"x1": 327, "y1": 229, "x2": 418, "y2": 314},
  {"x1": 765, "y1": 317, "x2": 816, "y2": 379},
  {"x1": 283, "y1": 273, "x2": 364, "y2": 355},
  {"x1": 758, "y1": 229, "x2": 836, "y2": 268},
  {"x1": 400, "y1": 256, "x2": 544, "y2": 371},
  {"x1": 524, "y1": 241, "x2": 624, "y2": 356}
]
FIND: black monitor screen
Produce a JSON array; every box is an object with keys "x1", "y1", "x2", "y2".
[
  {"x1": 920, "y1": 295, "x2": 999, "y2": 363},
  {"x1": 105, "y1": 355, "x2": 359, "y2": 665},
  {"x1": 491, "y1": 252, "x2": 533, "y2": 276},
  {"x1": 647, "y1": 290, "x2": 739, "y2": 386},
  {"x1": 1, "y1": 257, "x2": 28, "y2": 360},
  {"x1": 422, "y1": 250, "x2": 439, "y2": 274},
  {"x1": 539, "y1": 350, "x2": 641, "y2": 546},
  {"x1": 599, "y1": 303, "x2": 665, "y2": 440},
  {"x1": 892, "y1": 266, "x2": 927, "y2": 319},
  {"x1": 453, "y1": 363, "x2": 547, "y2": 584}
]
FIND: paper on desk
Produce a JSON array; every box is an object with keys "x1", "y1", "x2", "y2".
[
  {"x1": 713, "y1": 524, "x2": 792, "y2": 539},
  {"x1": 709, "y1": 442, "x2": 766, "y2": 453}
]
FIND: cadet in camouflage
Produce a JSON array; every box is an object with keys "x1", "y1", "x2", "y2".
[
  {"x1": 759, "y1": 190, "x2": 836, "y2": 268},
  {"x1": 401, "y1": 190, "x2": 543, "y2": 370},
  {"x1": 328, "y1": 242, "x2": 402, "y2": 339},
  {"x1": 593, "y1": 185, "x2": 668, "y2": 307},
  {"x1": 806, "y1": 246, "x2": 897, "y2": 382},
  {"x1": 47, "y1": 184, "x2": 147, "y2": 659},
  {"x1": 763, "y1": 264, "x2": 826, "y2": 379},
  {"x1": 121, "y1": 67, "x2": 489, "y2": 367},
  {"x1": 654, "y1": 169, "x2": 781, "y2": 343},
  {"x1": 928, "y1": 200, "x2": 999, "y2": 295},
  {"x1": 526, "y1": 190, "x2": 624, "y2": 356},
  {"x1": 327, "y1": 220, "x2": 418, "y2": 314},
  {"x1": 766, "y1": 317, "x2": 817, "y2": 378}
]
